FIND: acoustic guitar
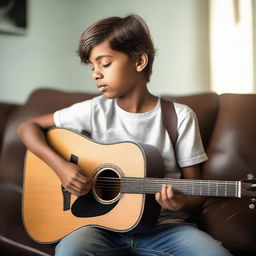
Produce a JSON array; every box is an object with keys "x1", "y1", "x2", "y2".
[{"x1": 22, "y1": 128, "x2": 256, "y2": 243}]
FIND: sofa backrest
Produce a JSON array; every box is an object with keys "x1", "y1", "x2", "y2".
[
  {"x1": 0, "y1": 103, "x2": 20, "y2": 155},
  {"x1": 0, "y1": 89, "x2": 96, "y2": 185},
  {"x1": 200, "y1": 94, "x2": 256, "y2": 251},
  {"x1": 0, "y1": 89, "x2": 219, "y2": 186},
  {"x1": 204, "y1": 93, "x2": 256, "y2": 180},
  {"x1": 163, "y1": 93, "x2": 219, "y2": 149}
]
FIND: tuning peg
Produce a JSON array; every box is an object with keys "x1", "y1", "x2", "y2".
[
  {"x1": 249, "y1": 198, "x2": 256, "y2": 210},
  {"x1": 247, "y1": 174, "x2": 254, "y2": 180}
]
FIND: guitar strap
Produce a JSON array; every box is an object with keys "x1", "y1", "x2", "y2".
[
  {"x1": 160, "y1": 98, "x2": 180, "y2": 168},
  {"x1": 160, "y1": 98, "x2": 178, "y2": 147}
]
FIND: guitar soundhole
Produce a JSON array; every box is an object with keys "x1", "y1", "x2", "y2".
[{"x1": 93, "y1": 167, "x2": 122, "y2": 204}]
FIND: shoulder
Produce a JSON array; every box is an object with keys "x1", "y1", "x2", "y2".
[
  {"x1": 54, "y1": 95, "x2": 112, "y2": 117},
  {"x1": 173, "y1": 102, "x2": 196, "y2": 126}
]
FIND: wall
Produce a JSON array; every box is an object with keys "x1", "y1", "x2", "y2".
[
  {"x1": 254, "y1": 0, "x2": 256, "y2": 92},
  {"x1": 0, "y1": 0, "x2": 210, "y2": 104}
]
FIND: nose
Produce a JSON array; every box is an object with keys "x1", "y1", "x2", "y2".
[{"x1": 92, "y1": 70, "x2": 103, "y2": 81}]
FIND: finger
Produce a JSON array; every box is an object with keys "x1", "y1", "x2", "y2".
[
  {"x1": 63, "y1": 184, "x2": 81, "y2": 197},
  {"x1": 161, "y1": 184, "x2": 168, "y2": 201},
  {"x1": 76, "y1": 176, "x2": 92, "y2": 188},
  {"x1": 66, "y1": 183, "x2": 90, "y2": 196},
  {"x1": 74, "y1": 181, "x2": 91, "y2": 193},
  {"x1": 71, "y1": 178, "x2": 92, "y2": 192},
  {"x1": 166, "y1": 185, "x2": 174, "y2": 199},
  {"x1": 155, "y1": 186, "x2": 169, "y2": 209},
  {"x1": 155, "y1": 191, "x2": 161, "y2": 202},
  {"x1": 75, "y1": 171, "x2": 90, "y2": 183}
]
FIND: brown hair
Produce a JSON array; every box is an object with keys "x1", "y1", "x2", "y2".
[{"x1": 77, "y1": 14, "x2": 156, "y2": 82}]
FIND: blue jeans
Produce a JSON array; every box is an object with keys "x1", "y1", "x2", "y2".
[{"x1": 55, "y1": 224, "x2": 233, "y2": 256}]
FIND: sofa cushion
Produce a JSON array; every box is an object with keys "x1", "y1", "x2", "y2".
[{"x1": 0, "y1": 183, "x2": 55, "y2": 255}]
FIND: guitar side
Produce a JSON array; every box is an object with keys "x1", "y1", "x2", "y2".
[{"x1": 22, "y1": 128, "x2": 160, "y2": 243}]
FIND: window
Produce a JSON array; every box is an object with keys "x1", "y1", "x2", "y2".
[{"x1": 209, "y1": 0, "x2": 254, "y2": 93}]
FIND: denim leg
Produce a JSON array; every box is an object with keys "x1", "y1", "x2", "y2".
[
  {"x1": 55, "y1": 224, "x2": 233, "y2": 256},
  {"x1": 55, "y1": 226, "x2": 131, "y2": 256},
  {"x1": 132, "y1": 224, "x2": 233, "y2": 256}
]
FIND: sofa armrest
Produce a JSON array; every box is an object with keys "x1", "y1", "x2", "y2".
[{"x1": 0, "y1": 103, "x2": 20, "y2": 153}]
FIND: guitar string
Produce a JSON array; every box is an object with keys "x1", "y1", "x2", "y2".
[
  {"x1": 93, "y1": 177, "x2": 237, "y2": 195},
  {"x1": 94, "y1": 186, "x2": 236, "y2": 191},
  {"x1": 93, "y1": 186, "x2": 236, "y2": 192},
  {"x1": 94, "y1": 184, "x2": 237, "y2": 191},
  {"x1": 94, "y1": 183, "x2": 237, "y2": 189},
  {"x1": 95, "y1": 177, "x2": 237, "y2": 184},
  {"x1": 94, "y1": 177, "x2": 237, "y2": 186},
  {"x1": 94, "y1": 182, "x2": 237, "y2": 187},
  {"x1": 94, "y1": 183, "x2": 237, "y2": 188},
  {"x1": 92, "y1": 186, "x2": 236, "y2": 196},
  {"x1": 95, "y1": 176, "x2": 237, "y2": 181}
]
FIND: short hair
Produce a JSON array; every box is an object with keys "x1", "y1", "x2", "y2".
[{"x1": 77, "y1": 14, "x2": 156, "y2": 82}]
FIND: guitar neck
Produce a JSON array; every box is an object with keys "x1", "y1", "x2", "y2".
[{"x1": 121, "y1": 177, "x2": 241, "y2": 198}]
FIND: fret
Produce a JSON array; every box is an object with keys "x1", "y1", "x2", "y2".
[
  {"x1": 237, "y1": 181, "x2": 241, "y2": 198},
  {"x1": 202, "y1": 182, "x2": 206, "y2": 196},
  {"x1": 199, "y1": 181, "x2": 202, "y2": 196}
]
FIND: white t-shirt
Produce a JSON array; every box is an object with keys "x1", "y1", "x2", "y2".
[{"x1": 54, "y1": 95, "x2": 208, "y2": 224}]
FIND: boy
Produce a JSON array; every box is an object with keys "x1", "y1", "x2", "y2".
[{"x1": 18, "y1": 15, "x2": 232, "y2": 256}]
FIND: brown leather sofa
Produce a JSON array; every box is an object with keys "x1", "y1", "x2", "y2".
[{"x1": 0, "y1": 88, "x2": 255, "y2": 256}]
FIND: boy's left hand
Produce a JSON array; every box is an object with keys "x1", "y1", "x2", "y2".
[{"x1": 155, "y1": 184, "x2": 185, "y2": 211}]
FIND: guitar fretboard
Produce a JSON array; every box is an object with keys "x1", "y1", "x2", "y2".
[{"x1": 120, "y1": 177, "x2": 241, "y2": 198}]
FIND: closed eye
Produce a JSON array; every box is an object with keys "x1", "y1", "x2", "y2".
[{"x1": 102, "y1": 63, "x2": 111, "y2": 68}]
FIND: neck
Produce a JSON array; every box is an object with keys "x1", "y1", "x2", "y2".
[
  {"x1": 117, "y1": 87, "x2": 158, "y2": 113},
  {"x1": 120, "y1": 177, "x2": 240, "y2": 198}
]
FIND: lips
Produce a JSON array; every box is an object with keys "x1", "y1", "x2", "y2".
[{"x1": 97, "y1": 84, "x2": 107, "y2": 92}]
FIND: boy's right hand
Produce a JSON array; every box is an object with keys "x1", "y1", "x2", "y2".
[
  {"x1": 56, "y1": 161, "x2": 92, "y2": 197},
  {"x1": 17, "y1": 114, "x2": 92, "y2": 197}
]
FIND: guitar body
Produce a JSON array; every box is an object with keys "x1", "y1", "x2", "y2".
[{"x1": 22, "y1": 128, "x2": 164, "y2": 243}]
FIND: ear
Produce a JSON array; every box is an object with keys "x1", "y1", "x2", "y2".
[{"x1": 135, "y1": 53, "x2": 148, "y2": 72}]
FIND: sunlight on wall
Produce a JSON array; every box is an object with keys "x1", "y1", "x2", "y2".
[{"x1": 210, "y1": 0, "x2": 254, "y2": 94}]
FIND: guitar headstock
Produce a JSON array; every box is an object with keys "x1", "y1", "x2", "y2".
[
  {"x1": 241, "y1": 174, "x2": 256, "y2": 209},
  {"x1": 241, "y1": 179, "x2": 256, "y2": 197}
]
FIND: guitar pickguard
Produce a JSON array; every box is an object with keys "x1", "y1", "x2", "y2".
[{"x1": 71, "y1": 191, "x2": 119, "y2": 217}]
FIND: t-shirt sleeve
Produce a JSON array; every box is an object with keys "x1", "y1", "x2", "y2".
[
  {"x1": 175, "y1": 110, "x2": 208, "y2": 168},
  {"x1": 53, "y1": 100, "x2": 92, "y2": 133}
]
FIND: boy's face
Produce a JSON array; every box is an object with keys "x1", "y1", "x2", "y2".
[{"x1": 88, "y1": 40, "x2": 142, "y2": 99}]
